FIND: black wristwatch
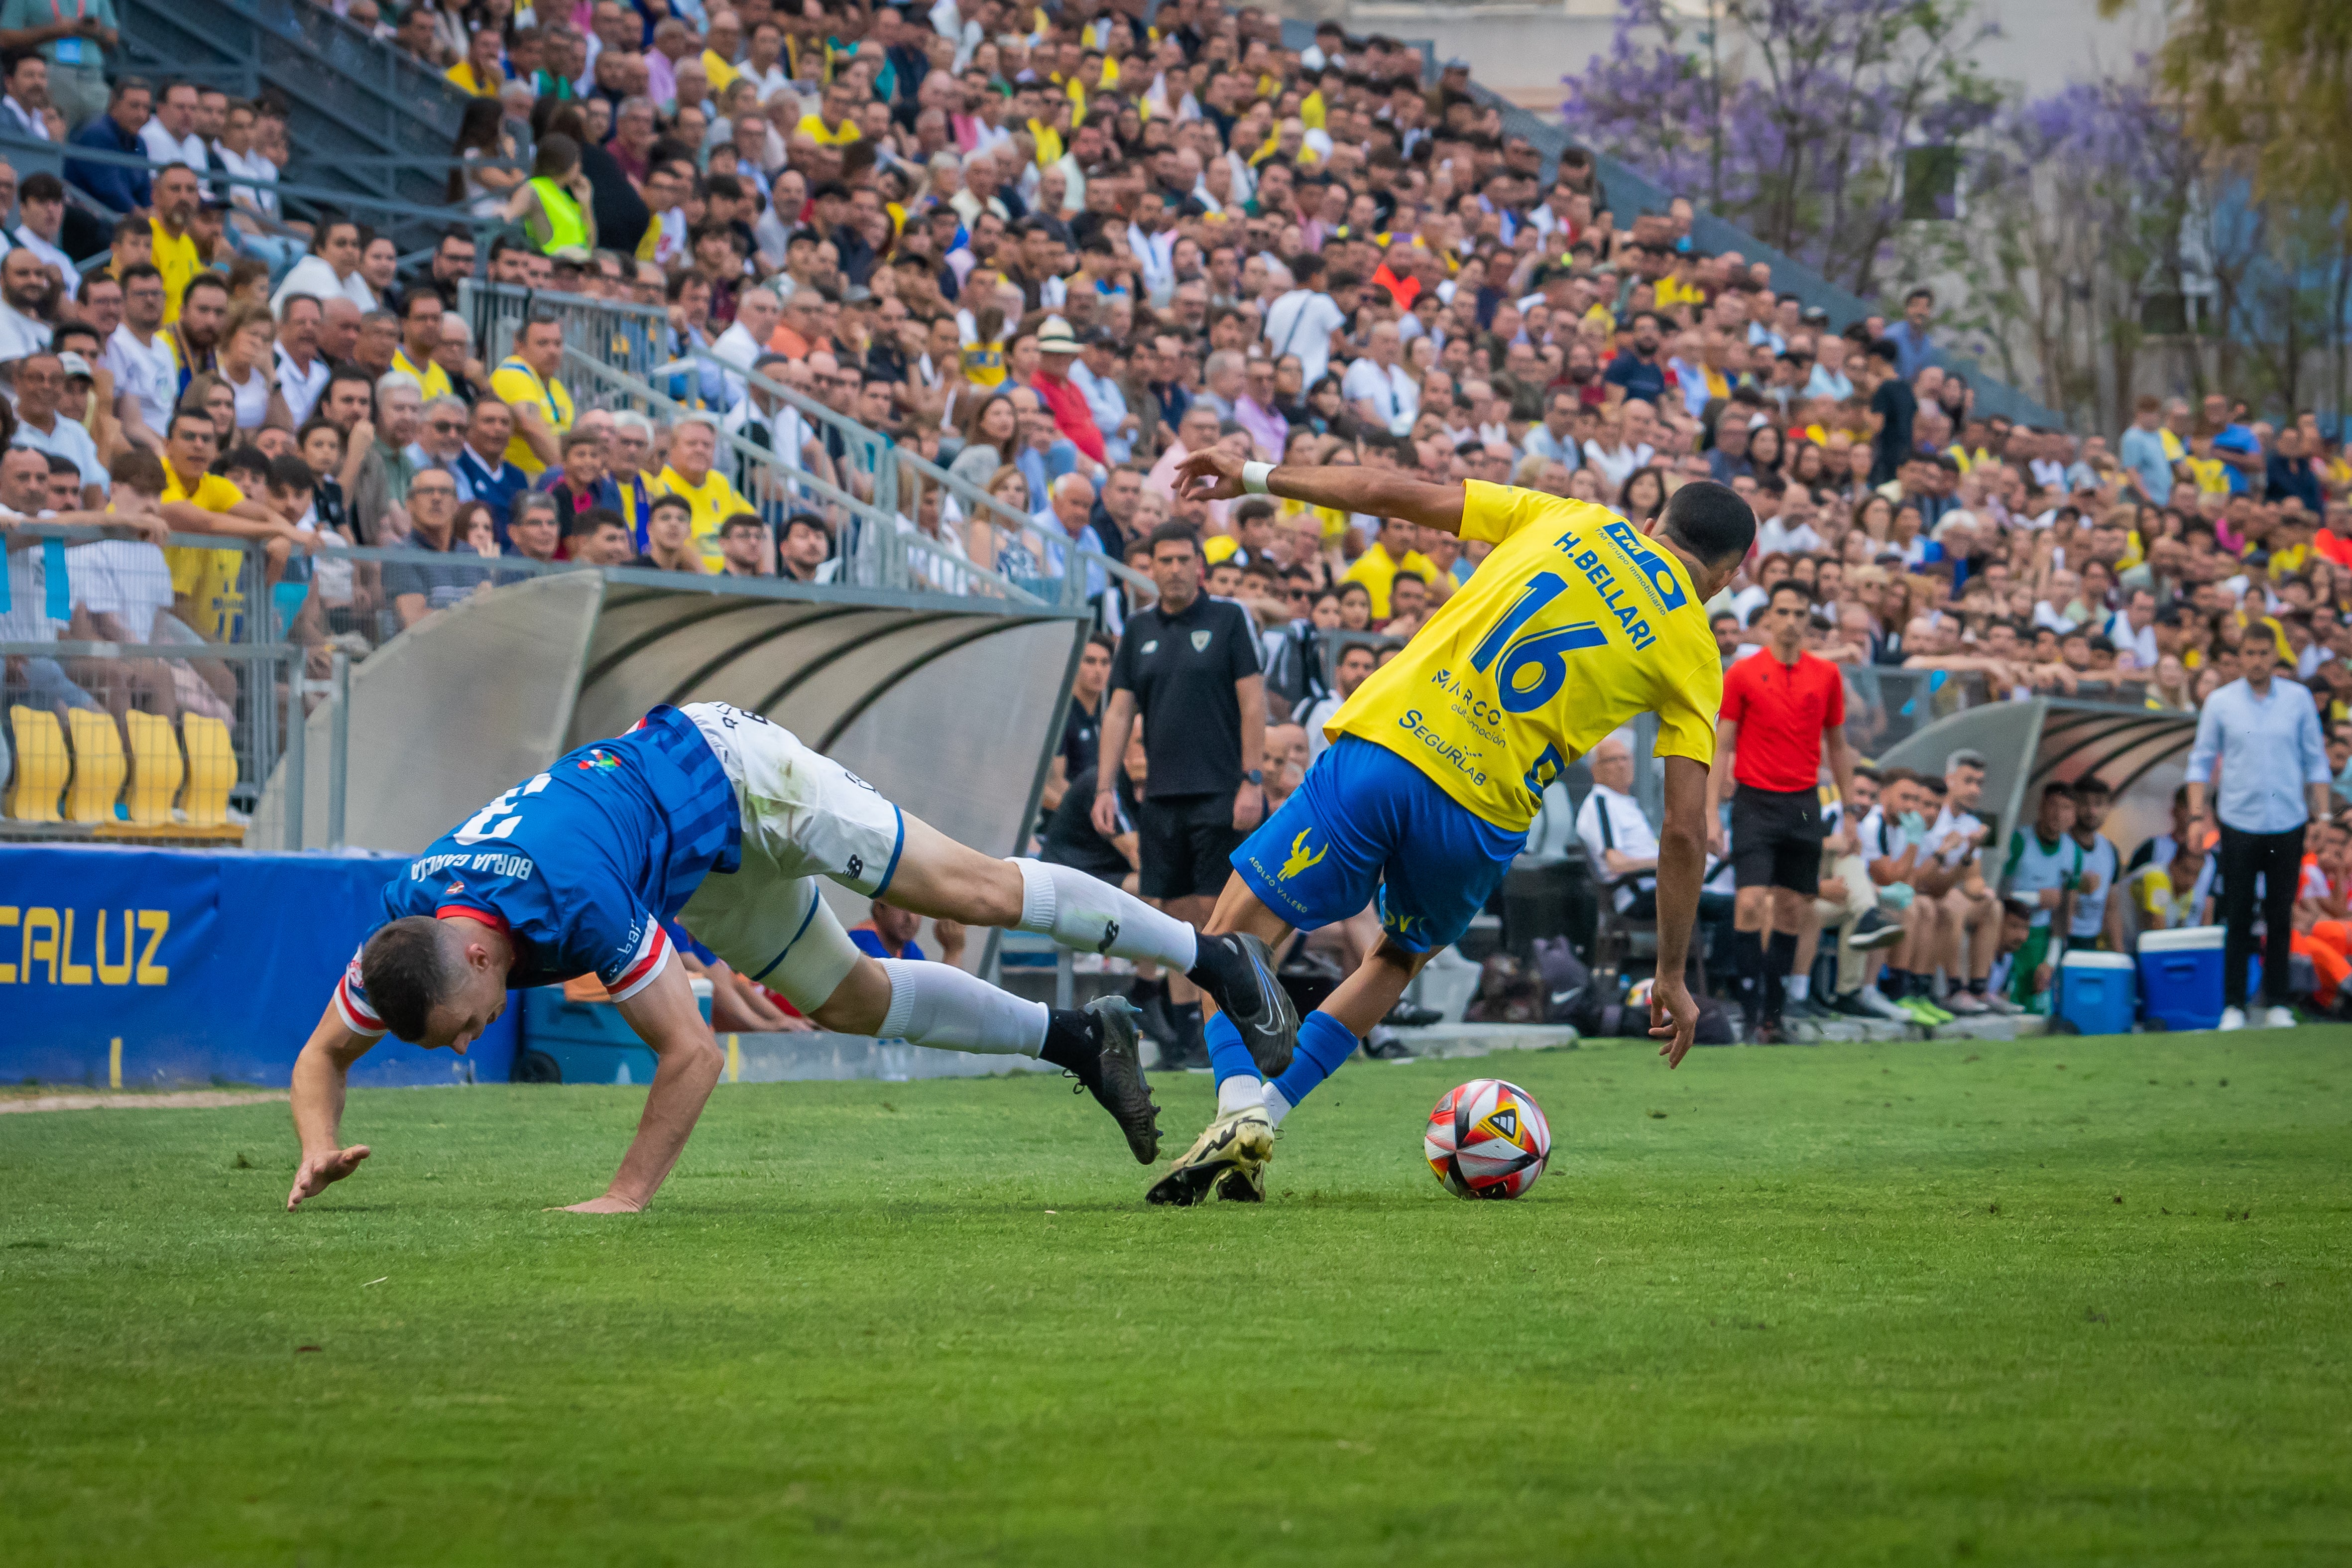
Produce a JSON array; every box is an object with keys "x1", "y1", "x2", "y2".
[{"x1": 1244, "y1": 769, "x2": 1263, "y2": 785}]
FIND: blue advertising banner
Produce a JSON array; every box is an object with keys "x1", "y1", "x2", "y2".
[{"x1": 0, "y1": 845, "x2": 518, "y2": 1088}]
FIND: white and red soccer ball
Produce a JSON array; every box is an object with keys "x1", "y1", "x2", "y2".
[{"x1": 1423, "y1": 1078, "x2": 1550, "y2": 1200}]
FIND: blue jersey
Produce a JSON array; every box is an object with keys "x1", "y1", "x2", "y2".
[{"x1": 335, "y1": 706, "x2": 740, "y2": 1035}]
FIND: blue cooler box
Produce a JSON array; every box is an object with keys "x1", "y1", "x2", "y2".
[
  {"x1": 518, "y1": 979, "x2": 715, "y2": 1084},
  {"x1": 2136, "y1": 927, "x2": 2244, "y2": 1031},
  {"x1": 2057, "y1": 950, "x2": 2135, "y2": 1035}
]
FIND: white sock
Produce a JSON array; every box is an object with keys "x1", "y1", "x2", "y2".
[
  {"x1": 1217, "y1": 1074, "x2": 1265, "y2": 1115},
  {"x1": 1261, "y1": 1082, "x2": 1294, "y2": 1128},
  {"x1": 1011, "y1": 858, "x2": 1199, "y2": 969},
  {"x1": 1787, "y1": 973, "x2": 1810, "y2": 1002},
  {"x1": 877, "y1": 957, "x2": 1050, "y2": 1055}
]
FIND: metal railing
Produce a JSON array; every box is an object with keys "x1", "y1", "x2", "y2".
[
  {"x1": 462, "y1": 279, "x2": 671, "y2": 387},
  {"x1": 2, "y1": 524, "x2": 292, "y2": 839},
  {"x1": 689, "y1": 349, "x2": 1157, "y2": 616},
  {"x1": 556, "y1": 347, "x2": 1047, "y2": 604},
  {"x1": 120, "y1": 0, "x2": 469, "y2": 246}
]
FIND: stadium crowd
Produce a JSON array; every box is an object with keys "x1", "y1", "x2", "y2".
[{"x1": 6, "y1": 0, "x2": 2352, "y2": 1034}]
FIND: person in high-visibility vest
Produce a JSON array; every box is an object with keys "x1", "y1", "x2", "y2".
[{"x1": 503, "y1": 133, "x2": 598, "y2": 257}]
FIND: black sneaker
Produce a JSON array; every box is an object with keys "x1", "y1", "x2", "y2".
[
  {"x1": 1187, "y1": 932, "x2": 1298, "y2": 1076},
  {"x1": 1360, "y1": 1024, "x2": 1413, "y2": 1060},
  {"x1": 1846, "y1": 910, "x2": 1907, "y2": 951},
  {"x1": 1829, "y1": 990, "x2": 1877, "y2": 1018},
  {"x1": 1383, "y1": 1000, "x2": 1445, "y2": 1028},
  {"x1": 1075, "y1": 997, "x2": 1161, "y2": 1163}
]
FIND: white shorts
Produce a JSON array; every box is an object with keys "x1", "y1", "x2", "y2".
[{"x1": 674, "y1": 702, "x2": 906, "y2": 1011}]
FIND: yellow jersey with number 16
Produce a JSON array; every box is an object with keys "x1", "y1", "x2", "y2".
[{"x1": 1325, "y1": 482, "x2": 1724, "y2": 834}]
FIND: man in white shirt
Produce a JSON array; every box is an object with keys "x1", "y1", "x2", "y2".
[
  {"x1": 0, "y1": 245, "x2": 54, "y2": 364},
  {"x1": 1340, "y1": 320, "x2": 1417, "y2": 438},
  {"x1": 1582, "y1": 398, "x2": 1657, "y2": 492},
  {"x1": 10, "y1": 351, "x2": 106, "y2": 507},
  {"x1": 138, "y1": 80, "x2": 209, "y2": 186},
  {"x1": 1921, "y1": 748, "x2": 2009, "y2": 1015},
  {"x1": 2105, "y1": 586, "x2": 2158, "y2": 669},
  {"x1": 11, "y1": 172, "x2": 76, "y2": 301},
  {"x1": 707, "y1": 283, "x2": 780, "y2": 406},
  {"x1": 1520, "y1": 390, "x2": 1580, "y2": 467},
  {"x1": 1, "y1": 52, "x2": 51, "y2": 140},
  {"x1": 1574, "y1": 732, "x2": 1659, "y2": 915},
  {"x1": 272, "y1": 292, "x2": 330, "y2": 427},
  {"x1": 105, "y1": 262, "x2": 174, "y2": 452},
  {"x1": 1262, "y1": 255, "x2": 1352, "y2": 391},
  {"x1": 1754, "y1": 492, "x2": 1823, "y2": 559}
]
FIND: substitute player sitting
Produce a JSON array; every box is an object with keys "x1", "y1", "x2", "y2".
[
  {"x1": 285, "y1": 702, "x2": 1294, "y2": 1213},
  {"x1": 1144, "y1": 451, "x2": 1756, "y2": 1204}
]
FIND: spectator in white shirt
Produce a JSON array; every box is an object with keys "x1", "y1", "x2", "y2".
[
  {"x1": 1574, "y1": 732, "x2": 1661, "y2": 915},
  {"x1": 10, "y1": 350, "x2": 106, "y2": 507},
  {"x1": 1, "y1": 52, "x2": 55, "y2": 141},
  {"x1": 137, "y1": 80, "x2": 208, "y2": 184},
  {"x1": 0, "y1": 245, "x2": 54, "y2": 364},
  {"x1": 271, "y1": 292, "x2": 331, "y2": 427},
  {"x1": 1340, "y1": 320, "x2": 1417, "y2": 437},
  {"x1": 105, "y1": 262, "x2": 173, "y2": 452},
  {"x1": 11, "y1": 172, "x2": 76, "y2": 301}
]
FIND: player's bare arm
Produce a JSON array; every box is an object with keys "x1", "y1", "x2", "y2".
[
  {"x1": 1649, "y1": 755, "x2": 1712, "y2": 1067},
  {"x1": 1704, "y1": 717, "x2": 1739, "y2": 857},
  {"x1": 1174, "y1": 448, "x2": 1467, "y2": 536},
  {"x1": 1092, "y1": 687, "x2": 1139, "y2": 839},
  {"x1": 285, "y1": 1003, "x2": 378, "y2": 1211},
  {"x1": 564, "y1": 954, "x2": 724, "y2": 1213}
]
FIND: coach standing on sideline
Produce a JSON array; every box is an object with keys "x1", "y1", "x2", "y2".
[
  {"x1": 2186, "y1": 635, "x2": 2331, "y2": 1030},
  {"x1": 1707, "y1": 579, "x2": 1857, "y2": 1039},
  {"x1": 1095, "y1": 522, "x2": 1267, "y2": 1066}
]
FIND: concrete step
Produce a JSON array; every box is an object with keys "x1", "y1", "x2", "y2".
[{"x1": 1776, "y1": 1012, "x2": 2052, "y2": 1044}]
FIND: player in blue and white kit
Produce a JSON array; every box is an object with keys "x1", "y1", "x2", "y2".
[{"x1": 286, "y1": 702, "x2": 1294, "y2": 1213}]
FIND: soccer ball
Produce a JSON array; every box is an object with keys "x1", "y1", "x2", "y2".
[{"x1": 1423, "y1": 1078, "x2": 1550, "y2": 1200}]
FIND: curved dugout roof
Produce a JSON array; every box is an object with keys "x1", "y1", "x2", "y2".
[{"x1": 1880, "y1": 698, "x2": 2199, "y2": 856}]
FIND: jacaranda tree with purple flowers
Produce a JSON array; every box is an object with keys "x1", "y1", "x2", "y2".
[{"x1": 1564, "y1": 0, "x2": 2002, "y2": 299}]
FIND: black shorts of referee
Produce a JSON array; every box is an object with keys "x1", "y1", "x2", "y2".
[
  {"x1": 1730, "y1": 784, "x2": 1823, "y2": 897},
  {"x1": 1136, "y1": 794, "x2": 1247, "y2": 900}
]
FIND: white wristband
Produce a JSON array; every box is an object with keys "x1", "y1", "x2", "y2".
[{"x1": 1242, "y1": 461, "x2": 1274, "y2": 495}]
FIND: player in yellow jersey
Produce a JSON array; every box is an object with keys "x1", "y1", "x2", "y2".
[{"x1": 1143, "y1": 450, "x2": 1755, "y2": 1204}]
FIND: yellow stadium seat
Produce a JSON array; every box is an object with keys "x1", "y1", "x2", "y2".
[
  {"x1": 181, "y1": 714, "x2": 236, "y2": 827},
  {"x1": 8, "y1": 705, "x2": 67, "y2": 821},
  {"x1": 64, "y1": 709, "x2": 126, "y2": 823},
  {"x1": 122, "y1": 710, "x2": 184, "y2": 827}
]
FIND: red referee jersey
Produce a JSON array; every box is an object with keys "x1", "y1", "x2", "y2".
[{"x1": 1719, "y1": 649, "x2": 1845, "y2": 792}]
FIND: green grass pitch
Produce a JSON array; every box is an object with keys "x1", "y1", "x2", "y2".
[{"x1": 4, "y1": 1028, "x2": 2351, "y2": 1566}]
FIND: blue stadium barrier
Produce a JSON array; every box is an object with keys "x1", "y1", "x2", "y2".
[{"x1": 0, "y1": 844, "x2": 517, "y2": 1088}]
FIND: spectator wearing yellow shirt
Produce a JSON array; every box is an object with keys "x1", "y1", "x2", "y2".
[
  {"x1": 654, "y1": 414, "x2": 750, "y2": 569},
  {"x1": 156, "y1": 407, "x2": 307, "y2": 640},
  {"x1": 1340, "y1": 516, "x2": 1436, "y2": 621},
  {"x1": 488, "y1": 314, "x2": 572, "y2": 476},
  {"x1": 390, "y1": 288, "x2": 453, "y2": 404},
  {"x1": 147, "y1": 162, "x2": 202, "y2": 326},
  {"x1": 444, "y1": 27, "x2": 506, "y2": 97},
  {"x1": 797, "y1": 79, "x2": 863, "y2": 146}
]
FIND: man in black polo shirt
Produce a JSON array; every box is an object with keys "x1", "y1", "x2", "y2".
[{"x1": 1095, "y1": 522, "x2": 1268, "y2": 1065}]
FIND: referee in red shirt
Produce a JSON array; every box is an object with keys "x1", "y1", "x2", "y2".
[{"x1": 1707, "y1": 581, "x2": 1858, "y2": 1040}]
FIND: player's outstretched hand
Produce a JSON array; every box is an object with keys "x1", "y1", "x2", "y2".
[
  {"x1": 286, "y1": 1144, "x2": 370, "y2": 1211},
  {"x1": 556, "y1": 1194, "x2": 648, "y2": 1214},
  {"x1": 1175, "y1": 447, "x2": 1248, "y2": 502},
  {"x1": 1648, "y1": 974, "x2": 1698, "y2": 1069}
]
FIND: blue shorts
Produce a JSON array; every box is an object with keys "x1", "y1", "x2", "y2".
[{"x1": 1232, "y1": 736, "x2": 1526, "y2": 953}]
